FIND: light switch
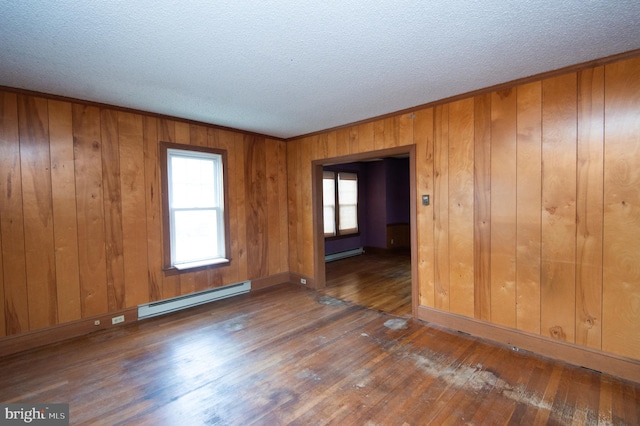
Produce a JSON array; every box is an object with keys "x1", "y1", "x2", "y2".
[{"x1": 422, "y1": 194, "x2": 430, "y2": 206}]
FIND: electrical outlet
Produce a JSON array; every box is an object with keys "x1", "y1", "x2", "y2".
[
  {"x1": 300, "y1": 278, "x2": 307, "y2": 285},
  {"x1": 111, "y1": 315, "x2": 125, "y2": 325},
  {"x1": 94, "y1": 320, "x2": 101, "y2": 326}
]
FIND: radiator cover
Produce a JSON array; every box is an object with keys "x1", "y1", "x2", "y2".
[
  {"x1": 138, "y1": 281, "x2": 251, "y2": 319},
  {"x1": 325, "y1": 247, "x2": 364, "y2": 262}
]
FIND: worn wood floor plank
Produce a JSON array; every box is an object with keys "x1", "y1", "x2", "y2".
[
  {"x1": 0, "y1": 282, "x2": 638, "y2": 425},
  {"x1": 324, "y1": 252, "x2": 412, "y2": 317}
]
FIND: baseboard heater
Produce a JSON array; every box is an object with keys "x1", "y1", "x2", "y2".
[
  {"x1": 325, "y1": 247, "x2": 364, "y2": 262},
  {"x1": 138, "y1": 281, "x2": 251, "y2": 319}
]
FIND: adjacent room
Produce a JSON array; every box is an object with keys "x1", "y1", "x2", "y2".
[
  {"x1": 1, "y1": 2, "x2": 640, "y2": 424},
  {"x1": 322, "y1": 156, "x2": 412, "y2": 316}
]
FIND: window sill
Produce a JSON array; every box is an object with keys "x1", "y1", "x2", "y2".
[
  {"x1": 163, "y1": 258, "x2": 230, "y2": 276},
  {"x1": 325, "y1": 232, "x2": 360, "y2": 241}
]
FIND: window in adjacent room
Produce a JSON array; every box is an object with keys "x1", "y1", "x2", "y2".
[
  {"x1": 323, "y1": 170, "x2": 359, "y2": 238},
  {"x1": 160, "y1": 142, "x2": 230, "y2": 272}
]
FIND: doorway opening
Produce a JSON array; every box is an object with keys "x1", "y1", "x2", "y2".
[{"x1": 311, "y1": 145, "x2": 418, "y2": 317}]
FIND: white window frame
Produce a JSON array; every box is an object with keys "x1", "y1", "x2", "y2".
[{"x1": 161, "y1": 143, "x2": 230, "y2": 272}]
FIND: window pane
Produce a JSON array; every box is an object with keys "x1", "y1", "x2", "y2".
[
  {"x1": 323, "y1": 176, "x2": 336, "y2": 235},
  {"x1": 323, "y1": 178, "x2": 335, "y2": 206},
  {"x1": 171, "y1": 156, "x2": 217, "y2": 208},
  {"x1": 339, "y1": 205, "x2": 357, "y2": 231},
  {"x1": 338, "y1": 176, "x2": 357, "y2": 204},
  {"x1": 174, "y1": 210, "x2": 220, "y2": 264},
  {"x1": 324, "y1": 206, "x2": 335, "y2": 235}
]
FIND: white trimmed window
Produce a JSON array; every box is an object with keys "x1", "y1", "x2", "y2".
[
  {"x1": 161, "y1": 143, "x2": 229, "y2": 271},
  {"x1": 323, "y1": 171, "x2": 359, "y2": 237}
]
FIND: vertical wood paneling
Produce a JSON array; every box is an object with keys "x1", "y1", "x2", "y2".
[
  {"x1": 433, "y1": 104, "x2": 450, "y2": 311},
  {"x1": 18, "y1": 96, "x2": 57, "y2": 330},
  {"x1": 190, "y1": 124, "x2": 207, "y2": 148},
  {"x1": 119, "y1": 112, "x2": 148, "y2": 307},
  {"x1": 100, "y1": 109, "x2": 125, "y2": 311},
  {"x1": 276, "y1": 140, "x2": 289, "y2": 273},
  {"x1": 414, "y1": 108, "x2": 435, "y2": 307},
  {"x1": 383, "y1": 116, "x2": 399, "y2": 148},
  {"x1": 373, "y1": 119, "x2": 385, "y2": 150},
  {"x1": 245, "y1": 136, "x2": 268, "y2": 279},
  {"x1": 290, "y1": 136, "x2": 304, "y2": 276},
  {"x1": 287, "y1": 139, "x2": 301, "y2": 273},
  {"x1": 316, "y1": 133, "x2": 329, "y2": 159},
  {"x1": 0, "y1": 92, "x2": 29, "y2": 334},
  {"x1": 474, "y1": 94, "x2": 492, "y2": 321},
  {"x1": 49, "y1": 100, "x2": 82, "y2": 324},
  {"x1": 174, "y1": 121, "x2": 190, "y2": 144},
  {"x1": 73, "y1": 104, "x2": 108, "y2": 317},
  {"x1": 266, "y1": 138, "x2": 285, "y2": 275},
  {"x1": 541, "y1": 73, "x2": 577, "y2": 342},
  {"x1": 266, "y1": 138, "x2": 281, "y2": 275},
  {"x1": 576, "y1": 67, "x2": 604, "y2": 349},
  {"x1": 515, "y1": 82, "x2": 542, "y2": 334},
  {"x1": 349, "y1": 127, "x2": 359, "y2": 154},
  {"x1": 234, "y1": 133, "x2": 249, "y2": 280},
  {"x1": 357, "y1": 122, "x2": 375, "y2": 153},
  {"x1": 399, "y1": 113, "x2": 414, "y2": 147},
  {"x1": 179, "y1": 273, "x2": 196, "y2": 296},
  {"x1": 309, "y1": 135, "x2": 320, "y2": 161},
  {"x1": 192, "y1": 270, "x2": 208, "y2": 292},
  {"x1": 143, "y1": 116, "x2": 162, "y2": 302},
  {"x1": 336, "y1": 128, "x2": 350, "y2": 157},
  {"x1": 603, "y1": 57, "x2": 640, "y2": 359},
  {"x1": 490, "y1": 89, "x2": 518, "y2": 327},
  {"x1": 448, "y1": 99, "x2": 475, "y2": 317},
  {"x1": 326, "y1": 131, "x2": 337, "y2": 158},
  {"x1": 301, "y1": 137, "x2": 314, "y2": 275}
]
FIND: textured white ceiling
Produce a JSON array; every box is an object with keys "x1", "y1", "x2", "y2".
[{"x1": 1, "y1": 1, "x2": 639, "y2": 139}]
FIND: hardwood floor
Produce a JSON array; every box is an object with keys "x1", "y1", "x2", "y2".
[
  {"x1": 324, "y1": 251, "x2": 412, "y2": 317},
  {"x1": 1, "y1": 283, "x2": 638, "y2": 425}
]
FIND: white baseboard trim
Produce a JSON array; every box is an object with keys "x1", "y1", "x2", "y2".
[{"x1": 325, "y1": 247, "x2": 364, "y2": 262}]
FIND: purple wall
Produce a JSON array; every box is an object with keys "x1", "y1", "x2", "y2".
[
  {"x1": 365, "y1": 161, "x2": 387, "y2": 249},
  {"x1": 386, "y1": 158, "x2": 410, "y2": 224}
]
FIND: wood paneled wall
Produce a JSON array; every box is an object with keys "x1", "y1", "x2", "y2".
[
  {"x1": 0, "y1": 92, "x2": 289, "y2": 337},
  {"x1": 287, "y1": 56, "x2": 640, "y2": 361}
]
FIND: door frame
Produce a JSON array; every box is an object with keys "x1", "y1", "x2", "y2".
[{"x1": 311, "y1": 145, "x2": 419, "y2": 317}]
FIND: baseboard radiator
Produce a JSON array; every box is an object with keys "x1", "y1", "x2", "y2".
[
  {"x1": 138, "y1": 281, "x2": 251, "y2": 319},
  {"x1": 325, "y1": 247, "x2": 364, "y2": 262}
]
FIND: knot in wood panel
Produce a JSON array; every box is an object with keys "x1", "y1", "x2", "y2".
[{"x1": 549, "y1": 326, "x2": 566, "y2": 340}]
